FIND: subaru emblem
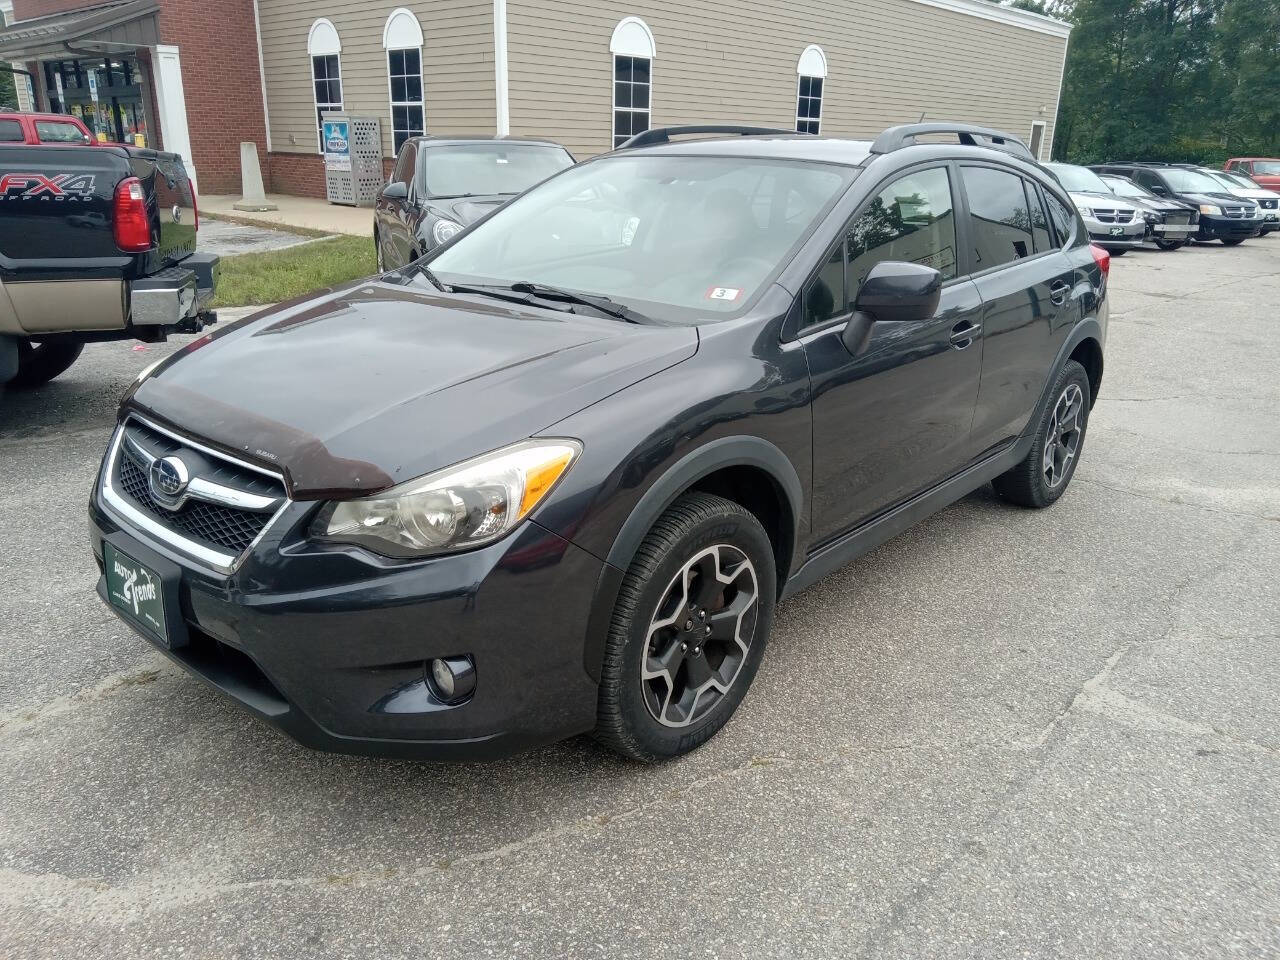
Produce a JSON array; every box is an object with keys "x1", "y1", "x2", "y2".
[{"x1": 149, "y1": 455, "x2": 189, "y2": 507}]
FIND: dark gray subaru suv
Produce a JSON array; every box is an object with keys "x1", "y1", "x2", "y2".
[{"x1": 90, "y1": 123, "x2": 1108, "y2": 763}]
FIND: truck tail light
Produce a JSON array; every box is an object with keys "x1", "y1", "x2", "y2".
[
  {"x1": 113, "y1": 177, "x2": 151, "y2": 252},
  {"x1": 191, "y1": 182, "x2": 199, "y2": 232}
]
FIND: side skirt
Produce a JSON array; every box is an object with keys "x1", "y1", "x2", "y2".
[{"x1": 781, "y1": 437, "x2": 1028, "y2": 599}]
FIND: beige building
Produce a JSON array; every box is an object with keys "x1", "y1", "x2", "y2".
[{"x1": 253, "y1": 0, "x2": 1071, "y2": 196}]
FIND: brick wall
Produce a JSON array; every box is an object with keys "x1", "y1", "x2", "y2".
[
  {"x1": 157, "y1": 0, "x2": 268, "y2": 195},
  {"x1": 267, "y1": 152, "x2": 325, "y2": 199},
  {"x1": 268, "y1": 153, "x2": 395, "y2": 199}
]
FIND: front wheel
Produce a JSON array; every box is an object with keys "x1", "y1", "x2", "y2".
[
  {"x1": 7, "y1": 340, "x2": 84, "y2": 388},
  {"x1": 1222, "y1": 237, "x2": 1247, "y2": 246},
  {"x1": 595, "y1": 493, "x2": 776, "y2": 762},
  {"x1": 1154, "y1": 238, "x2": 1185, "y2": 251},
  {"x1": 992, "y1": 359, "x2": 1091, "y2": 508}
]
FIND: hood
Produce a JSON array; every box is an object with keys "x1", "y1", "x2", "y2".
[
  {"x1": 129, "y1": 282, "x2": 698, "y2": 499},
  {"x1": 428, "y1": 195, "x2": 511, "y2": 226},
  {"x1": 1176, "y1": 191, "x2": 1246, "y2": 207},
  {"x1": 1069, "y1": 191, "x2": 1137, "y2": 212}
]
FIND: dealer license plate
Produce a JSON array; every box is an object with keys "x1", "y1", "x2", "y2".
[{"x1": 104, "y1": 542, "x2": 168, "y2": 643}]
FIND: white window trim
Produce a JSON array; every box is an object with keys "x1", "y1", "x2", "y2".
[
  {"x1": 609, "y1": 17, "x2": 656, "y2": 150},
  {"x1": 384, "y1": 8, "x2": 426, "y2": 153},
  {"x1": 308, "y1": 18, "x2": 343, "y2": 154},
  {"x1": 1028, "y1": 120, "x2": 1046, "y2": 160},
  {"x1": 795, "y1": 46, "x2": 826, "y2": 135}
]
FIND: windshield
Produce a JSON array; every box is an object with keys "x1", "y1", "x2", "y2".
[
  {"x1": 1046, "y1": 164, "x2": 1113, "y2": 194},
  {"x1": 428, "y1": 154, "x2": 854, "y2": 322},
  {"x1": 1102, "y1": 176, "x2": 1146, "y2": 198},
  {"x1": 1160, "y1": 168, "x2": 1226, "y2": 193},
  {"x1": 1209, "y1": 170, "x2": 1254, "y2": 190},
  {"x1": 420, "y1": 143, "x2": 574, "y2": 198},
  {"x1": 1252, "y1": 162, "x2": 1280, "y2": 175}
]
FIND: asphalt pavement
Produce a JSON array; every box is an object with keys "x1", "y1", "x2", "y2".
[{"x1": 1, "y1": 240, "x2": 1277, "y2": 959}]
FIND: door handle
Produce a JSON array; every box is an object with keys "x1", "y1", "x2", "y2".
[
  {"x1": 949, "y1": 321, "x2": 982, "y2": 348},
  {"x1": 1050, "y1": 281, "x2": 1072, "y2": 306}
]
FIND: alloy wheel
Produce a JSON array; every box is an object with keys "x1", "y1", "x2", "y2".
[
  {"x1": 1043, "y1": 382, "x2": 1084, "y2": 488},
  {"x1": 641, "y1": 544, "x2": 760, "y2": 728}
]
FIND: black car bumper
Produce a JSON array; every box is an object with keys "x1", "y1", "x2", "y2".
[
  {"x1": 89, "y1": 497, "x2": 606, "y2": 760},
  {"x1": 1196, "y1": 215, "x2": 1261, "y2": 240}
]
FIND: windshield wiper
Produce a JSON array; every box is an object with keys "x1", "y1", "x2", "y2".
[
  {"x1": 400, "y1": 261, "x2": 446, "y2": 291},
  {"x1": 508, "y1": 281, "x2": 650, "y2": 324}
]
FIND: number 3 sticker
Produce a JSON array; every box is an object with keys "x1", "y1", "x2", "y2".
[{"x1": 706, "y1": 287, "x2": 742, "y2": 302}]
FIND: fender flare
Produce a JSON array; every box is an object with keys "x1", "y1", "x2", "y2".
[
  {"x1": 604, "y1": 434, "x2": 804, "y2": 573},
  {"x1": 581, "y1": 435, "x2": 805, "y2": 682}
]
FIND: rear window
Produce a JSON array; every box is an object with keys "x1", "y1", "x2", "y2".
[
  {"x1": 35, "y1": 121, "x2": 89, "y2": 144},
  {"x1": 0, "y1": 120, "x2": 24, "y2": 142}
]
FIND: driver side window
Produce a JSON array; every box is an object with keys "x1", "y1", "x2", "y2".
[{"x1": 802, "y1": 166, "x2": 957, "y2": 329}]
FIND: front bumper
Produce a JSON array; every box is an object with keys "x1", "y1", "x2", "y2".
[
  {"x1": 1196, "y1": 215, "x2": 1261, "y2": 241},
  {"x1": 89, "y1": 491, "x2": 606, "y2": 760},
  {"x1": 130, "y1": 252, "x2": 220, "y2": 328},
  {"x1": 1082, "y1": 215, "x2": 1146, "y2": 248}
]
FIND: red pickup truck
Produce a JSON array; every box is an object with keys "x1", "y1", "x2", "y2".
[
  {"x1": 1224, "y1": 158, "x2": 1280, "y2": 194},
  {"x1": 0, "y1": 112, "x2": 99, "y2": 146}
]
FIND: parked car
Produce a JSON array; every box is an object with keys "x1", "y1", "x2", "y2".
[
  {"x1": 1096, "y1": 173, "x2": 1198, "y2": 250},
  {"x1": 374, "y1": 136, "x2": 575, "y2": 271},
  {"x1": 1093, "y1": 163, "x2": 1262, "y2": 245},
  {"x1": 1, "y1": 142, "x2": 218, "y2": 388},
  {"x1": 1044, "y1": 162, "x2": 1145, "y2": 253},
  {"x1": 1223, "y1": 158, "x2": 1280, "y2": 193},
  {"x1": 1196, "y1": 167, "x2": 1279, "y2": 232},
  {"x1": 0, "y1": 111, "x2": 97, "y2": 146},
  {"x1": 90, "y1": 122, "x2": 1107, "y2": 763}
]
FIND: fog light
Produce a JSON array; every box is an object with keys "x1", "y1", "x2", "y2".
[{"x1": 428, "y1": 656, "x2": 476, "y2": 704}]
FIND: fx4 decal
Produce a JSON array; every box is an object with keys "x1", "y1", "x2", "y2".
[{"x1": 0, "y1": 173, "x2": 97, "y2": 201}]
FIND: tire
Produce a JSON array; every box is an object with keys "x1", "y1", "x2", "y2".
[
  {"x1": 1154, "y1": 238, "x2": 1185, "y2": 251},
  {"x1": 1108, "y1": 248, "x2": 1128, "y2": 257},
  {"x1": 8, "y1": 340, "x2": 84, "y2": 388},
  {"x1": 992, "y1": 359, "x2": 1091, "y2": 509},
  {"x1": 595, "y1": 493, "x2": 776, "y2": 762},
  {"x1": 1221, "y1": 237, "x2": 1246, "y2": 246}
]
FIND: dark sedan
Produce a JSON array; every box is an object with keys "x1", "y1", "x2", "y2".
[{"x1": 374, "y1": 136, "x2": 575, "y2": 271}]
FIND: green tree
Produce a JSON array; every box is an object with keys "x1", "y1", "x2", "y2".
[{"x1": 1054, "y1": 0, "x2": 1279, "y2": 163}]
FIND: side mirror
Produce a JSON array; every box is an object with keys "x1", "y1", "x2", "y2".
[
  {"x1": 381, "y1": 181, "x2": 409, "y2": 200},
  {"x1": 854, "y1": 261, "x2": 942, "y2": 324}
]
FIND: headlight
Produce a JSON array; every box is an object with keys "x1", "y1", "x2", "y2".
[
  {"x1": 1077, "y1": 206, "x2": 1093, "y2": 217},
  {"x1": 313, "y1": 439, "x2": 581, "y2": 558},
  {"x1": 1199, "y1": 204, "x2": 1222, "y2": 216},
  {"x1": 432, "y1": 218, "x2": 463, "y2": 245}
]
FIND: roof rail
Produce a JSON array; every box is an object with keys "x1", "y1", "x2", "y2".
[
  {"x1": 616, "y1": 125, "x2": 797, "y2": 150},
  {"x1": 870, "y1": 122, "x2": 1034, "y2": 161}
]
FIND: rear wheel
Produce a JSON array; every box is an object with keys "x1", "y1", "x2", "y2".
[
  {"x1": 1108, "y1": 248, "x2": 1128, "y2": 257},
  {"x1": 992, "y1": 359, "x2": 1091, "y2": 509},
  {"x1": 595, "y1": 493, "x2": 776, "y2": 762},
  {"x1": 7, "y1": 340, "x2": 84, "y2": 388},
  {"x1": 1222, "y1": 237, "x2": 1247, "y2": 246}
]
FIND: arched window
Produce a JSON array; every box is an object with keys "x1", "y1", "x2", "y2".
[
  {"x1": 384, "y1": 8, "x2": 425, "y2": 152},
  {"x1": 308, "y1": 18, "x2": 343, "y2": 153},
  {"x1": 795, "y1": 44, "x2": 827, "y2": 135},
  {"x1": 610, "y1": 17, "x2": 655, "y2": 148}
]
